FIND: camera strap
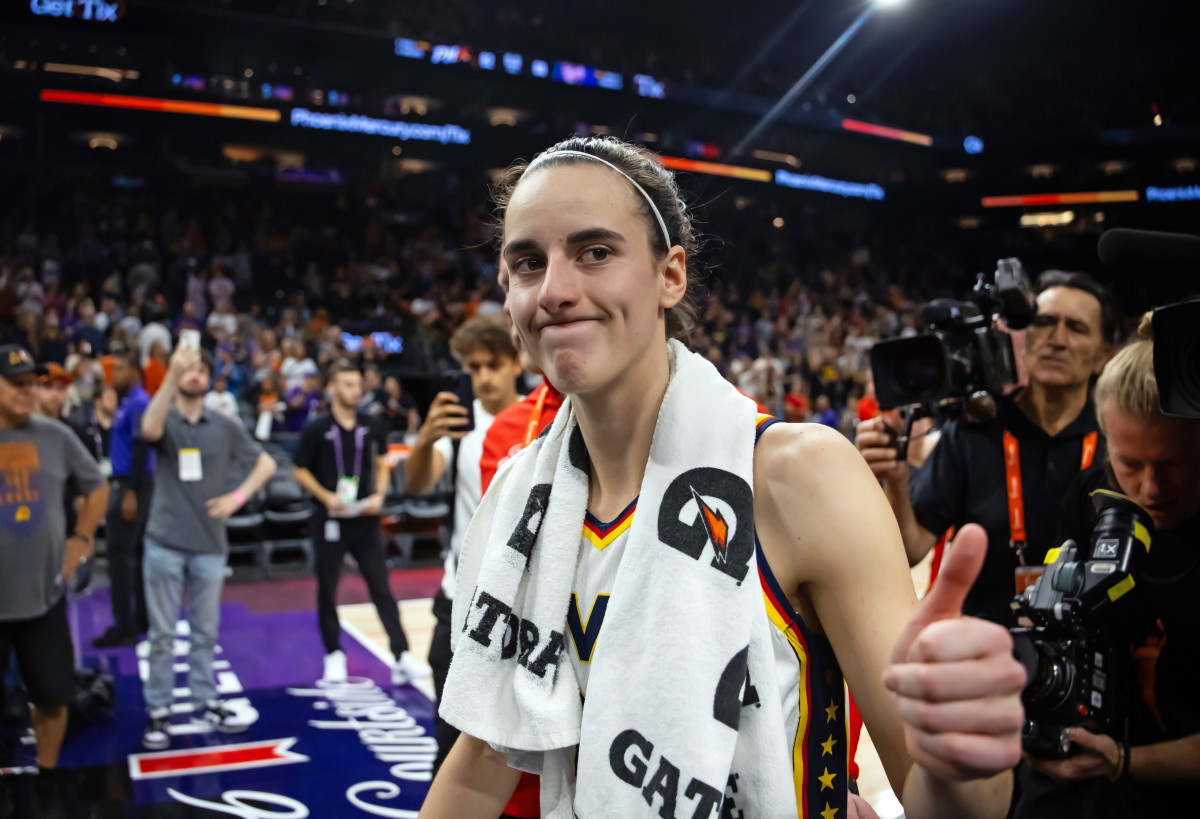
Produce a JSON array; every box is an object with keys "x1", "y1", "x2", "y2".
[{"x1": 1005, "y1": 429, "x2": 1099, "y2": 564}]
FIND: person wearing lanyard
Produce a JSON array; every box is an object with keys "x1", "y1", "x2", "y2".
[
  {"x1": 293, "y1": 359, "x2": 429, "y2": 686},
  {"x1": 70, "y1": 383, "x2": 118, "y2": 477},
  {"x1": 138, "y1": 344, "x2": 277, "y2": 750},
  {"x1": 856, "y1": 270, "x2": 1117, "y2": 625}
]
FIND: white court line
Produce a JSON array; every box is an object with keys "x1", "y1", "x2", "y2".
[{"x1": 338, "y1": 600, "x2": 436, "y2": 701}]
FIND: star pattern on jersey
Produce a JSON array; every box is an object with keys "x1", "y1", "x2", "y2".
[
  {"x1": 821, "y1": 802, "x2": 839, "y2": 819},
  {"x1": 825, "y1": 700, "x2": 839, "y2": 723},
  {"x1": 821, "y1": 734, "x2": 838, "y2": 757},
  {"x1": 819, "y1": 766, "x2": 837, "y2": 791}
]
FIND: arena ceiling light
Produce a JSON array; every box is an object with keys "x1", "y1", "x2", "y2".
[
  {"x1": 1019, "y1": 211, "x2": 1075, "y2": 228},
  {"x1": 43, "y1": 63, "x2": 140, "y2": 83}
]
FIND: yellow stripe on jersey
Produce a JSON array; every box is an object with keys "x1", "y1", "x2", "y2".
[
  {"x1": 763, "y1": 590, "x2": 812, "y2": 816},
  {"x1": 582, "y1": 509, "x2": 635, "y2": 551}
]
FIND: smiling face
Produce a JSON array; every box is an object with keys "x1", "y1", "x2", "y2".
[
  {"x1": 501, "y1": 163, "x2": 686, "y2": 398},
  {"x1": 1023, "y1": 286, "x2": 1109, "y2": 391}
]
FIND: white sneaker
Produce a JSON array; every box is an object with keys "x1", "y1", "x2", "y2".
[
  {"x1": 392, "y1": 651, "x2": 432, "y2": 685},
  {"x1": 142, "y1": 708, "x2": 171, "y2": 750},
  {"x1": 193, "y1": 700, "x2": 251, "y2": 734},
  {"x1": 323, "y1": 650, "x2": 348, "y2": 682}
]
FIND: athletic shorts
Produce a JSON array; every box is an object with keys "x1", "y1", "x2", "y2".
[{"x1": 0, "y1": 596, "x2": 76, "y2": 708}]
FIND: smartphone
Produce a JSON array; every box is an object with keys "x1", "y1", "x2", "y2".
[
  {"x1": 439, "y1": 369, "x2": 475, "y2": 433},
  {"x1": 180, "y1": 329, "x2": 201, "y2": 350}
]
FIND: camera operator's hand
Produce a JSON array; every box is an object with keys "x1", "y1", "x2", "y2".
[
  {"x1": 884, "y1": 524, "x2": 1026, "y2": 781},
  {"x1": 856, "y1": 416, "x2": 908, "y2": 488},
  {"x1": 415, "y1": 392, "x2": 470, "y2": 448},
  {"x1": 1024, "y1": 727, "x2": 1120, "y2": 782}
]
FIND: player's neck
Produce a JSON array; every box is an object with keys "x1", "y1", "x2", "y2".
[
  {"x1": 1019, "y1": 381, "x2": 1088, "y2": 437},
  {"x1": 572, "y1": 345, "x2": 670, "y2": 520}
]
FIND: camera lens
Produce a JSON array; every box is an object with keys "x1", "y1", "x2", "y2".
[{"x1": 1016, "y1": 638, "x2": 1075, "y2": 711}]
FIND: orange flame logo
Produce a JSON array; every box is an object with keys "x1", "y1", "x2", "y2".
[{"x1": 690, "y1": 487, "x2": 730, "y2": 564}]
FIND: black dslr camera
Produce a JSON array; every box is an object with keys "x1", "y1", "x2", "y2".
[
  {"x1": 1010, "y1": 490, "x2": 1155, "y2": 757},
  {"x1": 869, "y1": 258, "x2": 1036, "y2": 459}
]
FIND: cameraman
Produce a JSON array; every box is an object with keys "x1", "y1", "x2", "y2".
[
  {"x1": 1018, "y1": 314, "x2": 1200, "y2": 817},
  {"x1": 857, "y1": 272, "x2": 1116, "y2": 623}
]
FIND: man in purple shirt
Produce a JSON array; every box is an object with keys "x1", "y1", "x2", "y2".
[
  {"x1": 93, "y1": 350, "x2": 155, "y2": 647},
  {"x1": 285, "y1": 367, "x2": 323, "y2": 433}
]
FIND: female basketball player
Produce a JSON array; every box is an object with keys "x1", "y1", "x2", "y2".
[{"x1": 419, "y1": 137, "x2": 1024, "y2": 819}]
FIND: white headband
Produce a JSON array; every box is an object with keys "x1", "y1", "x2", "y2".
[{"x1": 523, "y1": 149, "x2": 673, "y2": 251}]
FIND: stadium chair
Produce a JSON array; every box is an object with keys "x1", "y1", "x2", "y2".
[
  {"x1": 262, "y1": 474, "x2": 314, "y2": 573},
  {"x1": 225, "y1": 491, "x2": 267, "y2": 569}
]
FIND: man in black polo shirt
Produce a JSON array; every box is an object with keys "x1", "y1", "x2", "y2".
[
  {"x1": 292, "y1": 359, "x2": 429, "y2": 686},
  {"x1": 857, "y1": 271, "x2": 1116, "y2": 624}
]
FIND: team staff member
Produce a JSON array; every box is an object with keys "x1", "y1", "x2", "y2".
[
  {"x1": 293, "y1": 360, "x2": 428, "y2": 686},
  {"x1": 0, "y1": 344, "x2": 108, "y2": 770},
  {"x1": 138, "y1": 345, "x2": 277, "y2": 749},
  {"x1": 1018, "y1": 315, "x2": 1200, "y2": 817},
  {"x1": 94, "y1": 350, "x2": 155, "y2": 647},
  {"x1": 71, "y1": 383, "x2": 118, "y2": 474},
  {"x1": 405, "y1": 317, "x2": 523, "y2": 772},
  {"x1": 857, "y1": 271, "x2": 1116, "y2": 623}
]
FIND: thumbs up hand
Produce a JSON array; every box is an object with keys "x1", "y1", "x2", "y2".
[{"x1": 882, "y1": 524, "x2": 1026, "y2": 782}]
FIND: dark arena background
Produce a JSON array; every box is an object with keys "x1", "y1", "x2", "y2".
[{"x1": 0, "y1": 0, "x2": 1197, "y2": 816}]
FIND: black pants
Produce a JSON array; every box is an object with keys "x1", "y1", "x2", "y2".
[
  {"x1": 429, "y1": 587, "x2": 458, "y2": 773},
  {"x1": 104, "y1": 479, "x2": 151, "y2": 635},
  {"x1": 314, "y1": 515, "x2": 408, "y2": 658}
]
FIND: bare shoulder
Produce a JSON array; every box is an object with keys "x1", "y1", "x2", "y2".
[
  {"x1": 753, "y1": 421, "x2": 908, "y2": 589},
  {"x1": 753, "y1": 421, "x2": 872, "y2": 492}
]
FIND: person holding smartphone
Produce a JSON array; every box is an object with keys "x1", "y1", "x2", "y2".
[
  {"x1": 293, "y1": 360, "x2": 430, "y2": 686},
  {"x1": 405, "y1": 316, "x2": 523, "y2": 770}
]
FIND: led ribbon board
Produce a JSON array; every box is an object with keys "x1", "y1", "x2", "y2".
[
  {"x1": 982, "y1": 191, "x2": 1140, "y2": 207},
  {"x1": 40, "y1": 89, "x2": 280, "y2": 121},
  {"x1": 659, "y1": 157, "x2": 884, "y2": 201},
  {"x1": 841, "y1": 118, "x2": 933, "y2": 148},
  {"x1": 289, "y1": 109, "x2": 470, "y2": 144},
  {"x1": 1146, "y1": 186, "x2": 1200, "y2": 202}
]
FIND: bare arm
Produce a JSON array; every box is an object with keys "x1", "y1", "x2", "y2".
[
  {"x1": 292, "y1": 465, "x2": 341, "y2": 511},
  {"x1": 63, "y1": 481, "x2": 110, "y2": 581},
  {"x1": 1026, "y1": 725, "x2": 1200, "y2": 786},
  {"x1": 405, "y1": 392, "x2": 467, "y2": 496},
  {"x1": 142, "y1": 345, "x2": 200, "y2": 442},
  {"x1": 855, "y1": 416, "x2": 939, "y2": 565},
  {"x1": 756, "y1": 423, "x2": 1020, "y2": 819},
  {"x1": 206, "y1": 452, "x2": 277, "y2": 520},
  {"x1": 419, "y1": 733, "x2": 521, "y2": 819}
]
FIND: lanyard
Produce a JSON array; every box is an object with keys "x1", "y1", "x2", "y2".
[
  {"x1": 1005, "y1": 429, "x2": 1098, "y2": 561},
  {"x1": 522, "y1": 384, "x2": 551, "y2": 448},
  {"x1": 331, "y1": 423, "x2": 365, "y2": 480}
]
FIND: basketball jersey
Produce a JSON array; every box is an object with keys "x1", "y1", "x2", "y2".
[{"x1": 565, "y1": 416, "x2": 849, "y2": 818}]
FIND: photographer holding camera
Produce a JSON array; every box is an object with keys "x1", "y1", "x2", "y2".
[
  {"x1": 1015, "y1": 312, "x2": 1200, "y2": 817},
  {"x1": 857, "y1": 271, "x2": 1117, "y2": 624}
]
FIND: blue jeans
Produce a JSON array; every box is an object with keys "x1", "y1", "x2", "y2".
[{"x1": 142, "y1": 539, "x2": 226, "y2": 712}]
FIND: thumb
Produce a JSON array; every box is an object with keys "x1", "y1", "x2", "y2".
[{"x1": 891, "y1": 523, "x2": 988, "y2": 664}]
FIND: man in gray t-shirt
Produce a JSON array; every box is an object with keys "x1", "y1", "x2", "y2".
[
  {"x1": 0, "y1": 344, "x2": 109, "y2": 771},
  {"x1": 138, "y1": 345, "x2": 276, "y2": 750}
]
